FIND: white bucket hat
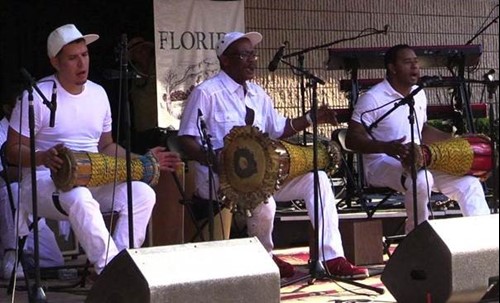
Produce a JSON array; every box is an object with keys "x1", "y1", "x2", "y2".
[
  {"x1": 215, "y1": 31, "x2": 262, "y2": 57},
  {"x1": 47, "y1": 24, "x2": 99, "y2": 58}
]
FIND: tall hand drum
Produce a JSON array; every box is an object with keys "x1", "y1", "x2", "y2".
[
  {"x1": 219, "y1": 125, "x2": 341, "y2": 214},
  {"x1": 51, "y1": 148, "x2": 161, "y2": 192},
  {"x1": 410, "y1": 134, "x2": 493, "y2": 179}
]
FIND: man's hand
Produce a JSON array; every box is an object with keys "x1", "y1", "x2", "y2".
[
  {"x1": 316, "y1": 105, "x2": 339, "y2": 126},
  {"x1": 41, "y1": 143, "x2": 65, "y2": 172},
  {"x1": 383, "y1": 136, "x2": 409, "y2": 161},
  {"x1": 149, "y1": 146, "x2": 182, "y2": 172}
]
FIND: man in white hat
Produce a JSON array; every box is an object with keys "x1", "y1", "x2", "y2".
[
  {"x1": 5, "y1": 24, "x2": 182, "y2": 275},
  {"x1": 178, "y1": 32, "x2": 369, "y2": 280}
]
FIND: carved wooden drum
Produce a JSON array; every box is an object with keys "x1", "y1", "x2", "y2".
[
  {"x1": 51, "y1": 148, "x2": 160, "y2": 192},
  {"x1": 219, "y1": 125, "x2": 341, "y2": 214}
]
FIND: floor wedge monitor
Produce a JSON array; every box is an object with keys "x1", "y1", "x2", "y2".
[
  {"x1": 86, "y1": 237, "x2": 280, "y2": 303},
  {"x1": 381, "y1": 214, "x2": 499, "y2": 303}
]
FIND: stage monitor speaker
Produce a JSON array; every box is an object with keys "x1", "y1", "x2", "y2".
[
  {"x1": 86, "y1": 237, "x2": 280, "y2": 303},
  {"x1": 381, "y1": 214, "x2": 499, "y2": 303}
]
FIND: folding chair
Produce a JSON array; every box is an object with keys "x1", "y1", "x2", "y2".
[{"x1": 331, "y1": 128, "x2": 399, "y2": 219}]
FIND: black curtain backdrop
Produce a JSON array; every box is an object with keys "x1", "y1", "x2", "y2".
[{"x1": 0, "y1": 0, "x2": 154, "y2": 140}]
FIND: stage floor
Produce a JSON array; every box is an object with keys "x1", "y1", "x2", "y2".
[
  {"x1": 1, "y1": 199, "x2": 497, "y2": 303},
  {"x1": 1, "y1": 246, "x2": 396, "y2": 303}
]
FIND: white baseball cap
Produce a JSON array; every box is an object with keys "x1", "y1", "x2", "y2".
[
  {"x1": 47, "y1": 24, "x2": 99, "y2": 58},
  {"x1": 215, "y1": 31, "x2": 262, "y2": 57}
]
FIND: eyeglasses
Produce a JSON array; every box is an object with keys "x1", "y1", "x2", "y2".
[{"x1": 226, "y1": 51, "x2": 259, "y2": 61}]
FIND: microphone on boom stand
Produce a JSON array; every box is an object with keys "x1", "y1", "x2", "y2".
[{"x1": 268, "y1": 41, "x2": 289, "y2": 72}]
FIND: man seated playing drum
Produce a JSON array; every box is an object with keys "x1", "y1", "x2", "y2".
[
  {"x1": 178, "y1": 31, "x2": 368, "y2": 279},
  {"x1": 345, "y1": 44, "x2": 491, "y2": 234},
  {"x1": 5, "y1": 24, "x2": 182, "y2": 276}
]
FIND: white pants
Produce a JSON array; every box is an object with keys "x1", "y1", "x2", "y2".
[
  {"x1": 198, "y1": 171, "x2": 344, "y2": 261},
  {"x1": 365, "y1": 156, "x2": 491, "y2": 233},
  {"x1": 19, "y1": 171, "x2": 155, "y2": 274},
  {"x1": 1, "y1": 182, "x2": 63, "y2": 268}
]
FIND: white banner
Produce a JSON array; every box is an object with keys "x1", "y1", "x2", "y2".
[{"x1": 153, "y1": 0, "x2": 245, "y2": 129}]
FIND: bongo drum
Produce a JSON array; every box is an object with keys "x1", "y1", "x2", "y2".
[
  {"x1": 218, "y1": 125, "x2": 341, "y2": 214},
  {"x1": 51, "y1": 148, "x2": 160, "y2": 192},
  {"x1": 409, "y1": 134, "x2": 492, "y2": 179}
]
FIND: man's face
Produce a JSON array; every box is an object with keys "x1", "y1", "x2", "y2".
[
  {"x1": 389, "y1": 48, "x2": 420, "y2": 86},
  {"x1": 220, "y1": 38, "x2": 258, "y2": 84},
  {"x1": 51, "y1": 40, "x2": 90, "y2": 87}
]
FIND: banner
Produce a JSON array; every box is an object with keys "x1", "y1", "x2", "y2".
[{"x1": 153, "y1": 0, "x2": 245, "y2": 129}]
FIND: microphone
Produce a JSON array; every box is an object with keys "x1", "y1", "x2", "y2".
[
  {"x1": 483, "y1": 69, "x2": 495, "y2": 81},
  {"x1": 198, "y1": 108, "x2": 207, "y2": 130},
  {"x1": 20, "y1": 68, "x2": 57, "y2": 127},
  {"x1": 49, "y1": 82, "x2": 57, "y2": 127},
  {"x1": 383, "y1": 24, "x2": 390, "y2": 35},
  {"x1": 418, "y1": 75, "x2": 442, "y2": 87},
  {"x1": 20, "y1": 68, "x2": 36, "y2": 87},
  {"x1": 198, "y1": 108, "x2": 208, "y2": 138},
  {"x1": 268, "y1": 41, "x2": 288, "y2": 72}
]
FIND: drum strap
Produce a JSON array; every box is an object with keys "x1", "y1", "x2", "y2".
[{"x1": 52, "y1": 192, "x2": 69, "y2": 216}]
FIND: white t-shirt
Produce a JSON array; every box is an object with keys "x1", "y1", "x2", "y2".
[
  {"x1": 350, "y1": 79, "x2": 428, "y2": 171},
  {"x1": 178, "y1": 71, "x2": 287, "y2": 195},
  {"x1": 9, "y1": 74, "x2": 112, "y2": 174}
]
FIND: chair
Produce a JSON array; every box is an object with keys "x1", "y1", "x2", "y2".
[{"x1": 331, "y1": 128, "x2": 399, "y2": 219}]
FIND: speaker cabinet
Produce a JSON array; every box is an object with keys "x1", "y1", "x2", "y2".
[
  {"x1": 381, "y1": 214, "x2": 499, "y2": 303},
  {"x1": 86, "y1": 237, "x2": 280, "y2": 303}
]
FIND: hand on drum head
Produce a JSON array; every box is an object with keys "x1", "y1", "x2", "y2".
[
  {"x1": 42, "y1": 143, "x2": 66, "y2": 172},
  {"x1": 316, "y1": 105, "x2": 339, "y2": 126},
  {"x1": 149, "y1": 146, "x2": 183, "y2": 172}
]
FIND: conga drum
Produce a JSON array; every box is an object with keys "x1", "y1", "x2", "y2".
[
  {"x1": 410, "y1": 134, "x2": 493, "y2": 179},
  {"x1": 218, "y1": 125, "x2": 341, "y2": 214},
  {"x1": 51, "y1": 148, "x2": 161, "y2": 192}
]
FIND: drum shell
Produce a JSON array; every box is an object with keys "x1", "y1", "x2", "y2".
[
  {"x1": 51, "y1": 149, "x2": 160, "y2": 192},
  {"x1": 421, "y1": 135, "x2": 492, "y2": 179}
]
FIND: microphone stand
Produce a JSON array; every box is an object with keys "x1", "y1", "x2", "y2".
[
  {"x1": 199, "y1": 115, "x2": 216, "y2": 240},
  {"x1": 368, "y1": 85, "x2": 427, "y2": 232},
  {"x1": 486, "y1": 79, "x2": 499, "y2": 213},
  {"x1": 19, "y1": 73, "x2": 49, "y2": 303},
  {"x1": 118, "y1": 34, "x2": 135, "y2": 248},
  {"x1": 465, "y1": 15, "x2": 499, "y2": 45},
  {"x1": 279, "y1": 60, "x2": 383, "y2": 294}
]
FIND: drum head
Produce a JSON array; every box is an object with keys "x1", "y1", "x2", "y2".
[
  {"x1": 219, "y1": 126, "x2": 283, "y2": 212},
  {"x1": 51, "y1": 148, "x2": 78, "y2": 192}
]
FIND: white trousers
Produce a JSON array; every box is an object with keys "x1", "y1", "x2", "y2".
[
  {"x1": 365, "y1": 156, "x2": 491, "y2": 233},
  {"x1": 19, "y1": 171, "x2": 155, "y2": 274},
  {"x1": 198, "y1": 171, "x2": 344, "y2": 261},
  {"x1": 1, "y1": 183, "x2": 64, "y2": 267}
]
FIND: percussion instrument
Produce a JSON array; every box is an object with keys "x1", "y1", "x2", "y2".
[
  {"x1": 408, "y1": 134, "x2": 492, "y2": 179},
  {"x1": 51, "y1": 148, "x2": 161, "y2": 192},
  {"x1": 218, "y1": 125, "x2": 341, "y2": 214}
]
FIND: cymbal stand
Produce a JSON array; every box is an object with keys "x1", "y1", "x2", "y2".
[{"x1": 279, "y1": 60, "x2": 383, "y2": 294}]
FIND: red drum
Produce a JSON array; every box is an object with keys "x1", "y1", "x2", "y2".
[{"x1": 412, "y1": 134, "x2": 493, "y2": 179}]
